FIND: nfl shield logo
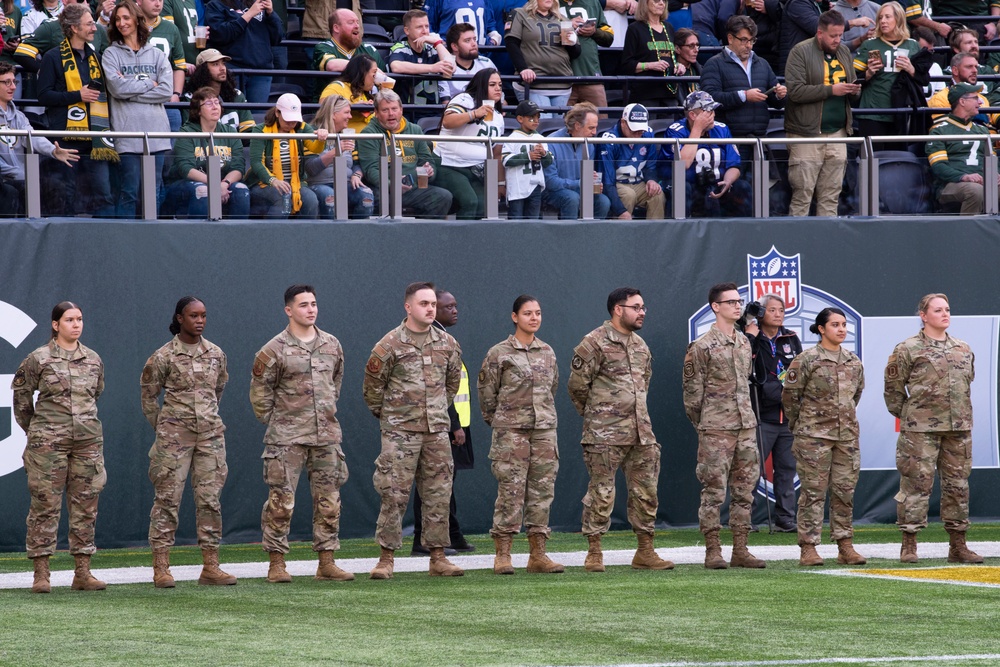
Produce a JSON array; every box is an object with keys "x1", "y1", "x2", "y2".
[{"x1": 748, "y1": 246, "x2": 801, "y2": 316}]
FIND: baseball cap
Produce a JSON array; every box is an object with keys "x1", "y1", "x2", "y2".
[
  {"x1": 622, "y1": 103, "x2": 649, "y2": 132},
  {"x1": 515, "y1": 100, "x2": 541, "y2": 117},
  {"x1": 275, "y1": 93, "x2": 304, "y2": 123},
  {"x1": 684, "y1": 90, "x2": 721, "y2": 113},
  {"x1": 948, "y1": 82, "x2": 984, "y2": 107},
  {"x1": 195, "y1": 48, "x2": 231, "y2": 67}
]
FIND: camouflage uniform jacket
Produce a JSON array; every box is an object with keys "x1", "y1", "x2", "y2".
[
  {"x1": 478, "y1": 335, "x2": 559, "y2": 429},
  {"x1": 781, "y1": 345, "x2": 864, "y2": 440},
  {"x1": 12, "y1": 340, "x2": 104, "y2": 443},
  {"x1": 250, "y1": 326, "x2": 345, "y2": 446},
  {"x1": 683, "y1": 323, "x2": 757, "y2": 431},
  {"x1": 884, "y1": 330, "x2": 974, "y2": 433},
  {"x1": 363, "y1": 320, "x2": 462, "y2": 433},
  {"x1": 567, "y1": 321, "x2": 655, "y2": 445},
  {"x1": 140, "y1": 336, "x2": 228, "y2": 437}
]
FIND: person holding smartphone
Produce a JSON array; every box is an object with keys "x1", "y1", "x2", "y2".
[{"x1": 204, "y1": 0, "x2": 283, "y2": 103}]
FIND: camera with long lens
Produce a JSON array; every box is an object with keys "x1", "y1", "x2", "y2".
[
  {"x1": 736, "y1": 300, "x2": 763, "y2": 332},
  {"x1": 695, "y1": 166, "x2": 716, "y2": 189}
]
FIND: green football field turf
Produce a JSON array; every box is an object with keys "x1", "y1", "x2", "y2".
[{"x1": 3, "y1": 526, "x2": 1000, "y2": 666}]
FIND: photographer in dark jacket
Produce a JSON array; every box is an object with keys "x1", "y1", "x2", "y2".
[{"x1": 744, "y1": 293, "x2": 801, "y2": 532}]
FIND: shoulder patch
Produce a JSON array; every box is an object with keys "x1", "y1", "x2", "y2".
[
  {"x1": 478, "y1": 369, "x2": 488, "y2": 384},
  {"x1": 885, "y1": 362, "x2": 899, "y2": 380},
  {"x1": 252, "y1": 350, "x2": 273, "y2": 377},
  {"x1": 141, "y1": 365, "x2": 154, "y2": 384},
  {"x1": 571, "y1": 354, "x2": 585, "y2": 371},
  {"x1": 786, "y1": 368, "x2": 799, "y2": 384},
  {"x1": 366, "y1": 355, "x2": 383, "y2": 375},
  {"x1": 12, "y1": 368, "x2": 26, "y2": 387},
  {"x1": 683, "y1": 361, "x2": 695, "y2": 379}
]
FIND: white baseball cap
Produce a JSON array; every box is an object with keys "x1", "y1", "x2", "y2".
[{"x1": 275, "y1": 93, "x2": 303, "y2": 123}]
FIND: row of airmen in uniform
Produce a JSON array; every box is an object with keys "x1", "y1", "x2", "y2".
[{"x1": 9, "y1": 283, "x2": 981, "y2": 593}]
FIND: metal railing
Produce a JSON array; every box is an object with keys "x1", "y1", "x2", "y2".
[{"x1": 2, "y1": 127, "x2": 996, "y2": 220}]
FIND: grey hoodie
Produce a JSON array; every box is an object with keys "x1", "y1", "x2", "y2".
[
  {"x1": 0, "y1": 101, "x2": 57, "y2": 181},
  {"x1": 102, "y1": 41, "x2": 173, "y2": 154}
]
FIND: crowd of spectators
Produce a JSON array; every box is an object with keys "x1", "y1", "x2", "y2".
[{"x1": 4, "y1": 0, "x2": 1000, "y2": 220}]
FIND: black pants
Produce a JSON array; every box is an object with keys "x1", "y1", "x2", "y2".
[
  {"x1": 752, "y1": 421, "x2": 797, "y2": 527},
  {"x1": 0, "y1": 179, "x2": 24, "y2": 216}
]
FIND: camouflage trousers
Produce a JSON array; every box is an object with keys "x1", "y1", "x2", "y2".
[
  {"x1": 581, "y1": 442, "x2": 660, "y2": 536},
  {"x1": 373, "y1": 430, "x2": 452, "y2": 550},
  {"x1": 261, "y1": 443, "x2": 349, "y2": 553},
  {"x1": 895, "y1": 430, "x2": 972, "y2": 533},
  {"x1": 23, "y1": 437, "x2": 107, "y2": 558},
  {"x1": 489, "y1": 428, "x2": 559, "y2": 538},
  {"x1": 148, "y1": 429, "x2": 228, "y2": 549},
  {"x1": 793, "y1": 436, "x2": 859, "y2": 545},
  {"x1": 696, "y1": 429, "x2": 758, "y2": 534}
]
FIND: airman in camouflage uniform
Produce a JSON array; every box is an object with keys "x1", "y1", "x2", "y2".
[
  {"x1": 141, "y1": 296, "x2": 236, "y2": 588},
  {"x1": 363, "y1": 282, "x2": 464, "y2": 579},
  {"x1": 250, "y1": 285, "x2": 354, "y2": 583},
  {"x1": 782, "y1": 340, "x2": 865, "y2": 566},
  {"x1": 11, "y1": 302, "x2": 107, "y2": 593},
  {"x1": 567, "y1": 287, "x2": 673, "y2": 573},
  {"x1": 479, "y1": 295, "x2": 563, "y2": 574},
  {"x1": 682, "y1": 283, "x2": 763, "y2": 570},
  {"x1": 884, "y1": 293, "x2": 981, "y2": 564}
]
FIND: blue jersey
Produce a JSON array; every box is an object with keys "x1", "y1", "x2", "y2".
[
  {"x1": 598, "y1": 121, "x2": 659, "y2": 216},
  {"x1": 427, "y1": 0, "x2": 501, "y2": 45},
  {"x1": 663, "y1": 120, "x2": 740, "y2": 185}
]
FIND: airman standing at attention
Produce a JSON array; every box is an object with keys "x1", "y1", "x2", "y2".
[
  {"x1": 683, "y1": 282, "x2": 763, "y2": 570},
  {"x1": 250, "y1": 284, "x2": 354, "y2": 584},
  {"x1": 364, "y1": 282, "x2": 465, "y2": 580},
  {"x1": 567, "y1": 287, "x2": 674, "y2": 573}
]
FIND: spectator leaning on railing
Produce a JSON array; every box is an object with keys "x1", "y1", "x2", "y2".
[
  {"x1": 501, "y1": 99, "x2": 553, "y2": 220},
  {"x1": 438, "y1": 21, "x2": 495, "y2": 105},
  {"x1": 36, "y1": 2, "x2": 115, "y2": 217},
  {"x1": 599, "y1": 102, "x2": 665, "y2": 220},
  {"x1": 247, "y1": 92, "x2": 328, "y2": 219},
  {"x1": 542, "y1": 101, "x2": 612, "y2": 219},
  {"x1": 0, "y1": 60, "x2": 79, "y2": 216},
  {"x1": 204, "y1": 0, "x2": 283, "y2": 104},
  {"x1": 388, "y1": 9, "x2": 454, "y2": 106},
  {"x1": 559, "y1": 0, "x2": 613, "y2": 109},
  {"x1": 926, "y1": 82, "x2": 994, "y2": 215},
  {"x1": 357, "y1": 88, "x2": 453, "y2": 218},
  {"x1": 783, "y1": 9, "x2": 860, "y2": 218},
  {"x1": 506, "y1": 0, "x2": 580, "y2": 115},
  {"x1": 181, "y1": 48, "x2": 255, "y2": 132},
  {"x1": 313, "y1": 8, "x2": 385, "y2": 76},
  {"x1": 163, "y1": 86, "x2": 249, "y2": 219}
]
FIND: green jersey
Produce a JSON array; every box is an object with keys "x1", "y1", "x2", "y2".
[
  {"x1": 930, "y1": 0, "x2": 999, "y2": 16},
  {"x1": 926, "y1": 114, "x2": 990, "y2": 190},
  {"x1": 148, "y1": 16, "x2": 187, "y2": 70},
  {"x1": 312, "y1": 40, "x2": 385, "y2": 71},
  {"x1": 181, "y1": 88, "x2": 255, "y2": 132},
  {"x1": 854, "y1": 37, "x2": 919, "y2": 123},
  {"x1": 1, "y1": 6, "x2": 22, "y2": 66},
  {"x1": 559, "y1": 0, "x2": 613, "y2": 77},
  {"x1": 162, "y1": 0, "x2": 200, "y2": 66}
]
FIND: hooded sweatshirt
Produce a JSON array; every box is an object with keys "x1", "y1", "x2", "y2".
[
  {"x1": 102, "y1": 40, "x2": 173, "y2": 154},
  {"x1": 0, "y1": 100, "x2": 57, "y2": 180}
]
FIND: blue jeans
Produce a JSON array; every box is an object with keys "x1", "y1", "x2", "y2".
[
  {"x1": 118, "y1": 152, "x2": 166, "y2": 219},
  {"x1": 528, "y1": 90, "x2": 571, "y2": 118},
  {"x1": 507, "y1": 186, "x2": 542, "y2": 219},
  {"x1": 250, "y1": 183, "x2": 319, "y2": 218},
  {"x1": 166, "y1": 108, "x2": 182, "y2": 133},
  {"x1": 238, "y1": 73, "x2": 273, "y2": 104},
  {"x1": 164, "y1": 179, "x2": 251, "y2": 218},
  {"x1": 310, "y1": 182, "x2": 374, "y2": 219},
  {"x1": 542, "y1": 187, "x2": 612, "y2": 219}
]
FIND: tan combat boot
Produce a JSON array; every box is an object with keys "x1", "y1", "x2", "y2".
[
  {"x1": 704, "y1": 529, "x2": 728, "y2": 569},
  {"x1": 526, "y1": 534, "x2": 565, "y2": 573},
  {"x1": 199, "y1": 548, "x2": 237, "y2": 585},
  {"x1": 428, "y1": 547, "x2": 464, "y2": 576},
  {"x1": 152, "y1": 547, "x2": 176, "y2": 588},
  {"x1": 836, "y1": 538, "x2": 867, "y2": 565},
  {"x1": 71, "y1": 554, "x2": 107, "y2": 591},
  {"x1": 316, "y1": 550, "x2": 355, "y2": 581},
  {"x1": 584, "y1": 534, "x2": 605, "y2": 572},
  {"x1": 947, "y1": 529, "x2": 984, "y2": 564},
  {"x1": 631, "y1": 531, "x2": 674, "y2": 570},
  {"x1": 31, "y1": 556, "x2": 51, "y2": 594},
  {"x1": 799, "y1": 543, "x2": 824, "y2": 567},
  {"x1": 900, "y1": 532, "x2": 918, "y2": 564},
  {"x1": 492, "y1": 535, "x2": 515, "y2": 575},
  {"x1": 369, "y1": 547, "x2": 395, "y2": 580},
  {"x1": 730, "y1": 528, "x2": 766, "y2": 569},
  {"x1": 267, "y1": 552, "x2": 292, "y2": 583}
]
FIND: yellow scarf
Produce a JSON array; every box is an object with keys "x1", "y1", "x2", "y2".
[
  {"x1": 60, "y1": 38, "x2": 117, "y2": 161},
  {"x1": 263, "y1": 123, "x2": 302, "y2": 214}
]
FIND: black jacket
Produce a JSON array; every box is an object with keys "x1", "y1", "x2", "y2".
[
  {"x1": 701, "y1": 49, "x2": 783, "y2": 137},
  {"x1": 746, "y1": 326, "x2": 802, "y2": 424},
  {"x1": 890, "y1": 48, "x2": 934, "y2": 136}
]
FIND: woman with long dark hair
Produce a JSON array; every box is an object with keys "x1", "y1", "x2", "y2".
[
  {"x1": 434, "y1": 68, "x2": 504, "y2": 219},
  {"x1": 781, "y1": 308, "x2": 865, "y2": 567},
  {"x1": 478, "y1": 295, "x2": 564, "y2": 575},
  {"x1": 140, "y1": 296, "x2": 236, "y2": 588},
  {"x1": 12, "y1": 301, "x2": 107, "y2": 593},
  {"x1": 319, "y1": 53, "x2": 378, "y2": 133}
]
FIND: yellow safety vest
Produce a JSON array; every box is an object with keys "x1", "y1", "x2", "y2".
[{"x1": 454, "y1": 362, "x2": 471, "y2": 427}]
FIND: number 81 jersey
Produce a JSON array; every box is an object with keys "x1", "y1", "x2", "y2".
[{"x1": 663, "y1": 120, "x2": 741, "y2": 183}]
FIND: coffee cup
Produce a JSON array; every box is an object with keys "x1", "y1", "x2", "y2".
[{"x1": 560, "y1": 20, "x2": 577, "y2": 45}]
